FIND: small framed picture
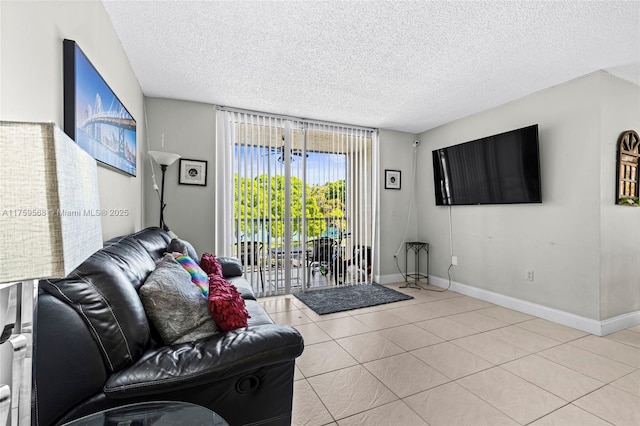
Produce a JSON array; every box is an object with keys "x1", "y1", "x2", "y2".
[
  {"x1": 385, "y1": 169, "x2": 401, "y2": 190},
  {"x1": 179, "y1": 159, "x2": 207, "y2": 186}
]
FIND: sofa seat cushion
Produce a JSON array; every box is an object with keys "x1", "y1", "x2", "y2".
[{"x1": 104, "y1": 324, "x2": 304, "y2": 397}]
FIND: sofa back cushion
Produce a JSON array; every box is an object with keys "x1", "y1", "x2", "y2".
[
  {"x1": 34, "y1": 292, "x2": 109, "y2": 426},
  {"x1": 38, "y1": 228, "x2": 174, "y2": 373},
  {"x1": 40, "y1": 250, "x2": 151, "y2": 372},
  {"x1": 101, "y1": 236, "x2": 158, "y2": 291},
  {"x1": 216, "y1": 256, "x2": 244, "y2": 277},
  {"x1": 127, "y1": 227, "x2": 172, "y2": 263}
]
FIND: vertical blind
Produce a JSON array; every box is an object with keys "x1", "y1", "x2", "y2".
[{"x1": 216, "y1": 108, "x2": 377, "y2": 296}]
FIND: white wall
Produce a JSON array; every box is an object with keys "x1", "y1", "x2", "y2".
[
  {"x1": 376, "y1": 129, "x2": 420, "y2": 282},
  {"x1": 144, "y1": 100, "x2": 421, "y2": 269},
  {"x1": 144, "y1": 98, "x2": 216, "y2": 255},
  {"x1": 599, "y1": 74, "x2": 640, "y2": 319},
  {"x1": 0, "y1": 0, "x2": 144, "y2": 240},
  {"x1": 417, "y1": 71, "x2": 640, "y2": 323}
]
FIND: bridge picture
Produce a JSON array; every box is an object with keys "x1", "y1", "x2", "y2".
[{"x1": 64, "y1": 40, "x2": 137, "y2": 176}]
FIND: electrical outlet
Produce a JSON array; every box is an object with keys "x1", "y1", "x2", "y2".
[
  {"x1": 525, "y1": 270, "x2": 534, "y2": 282},
  {"x1": 451, "y1": 255, "x2": 458, "y2": 266}
]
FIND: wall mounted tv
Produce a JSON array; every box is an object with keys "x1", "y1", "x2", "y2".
[{"x1": 432, "y1": 124, "x2": 541, "y2": 206}]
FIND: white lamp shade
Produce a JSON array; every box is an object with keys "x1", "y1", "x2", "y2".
[
  {"x1": 149, "y1": 150, "x2": 181, "y2": 166},
  {"x1": 0, "y1": 122, "x2": 103, "y2": 282}
]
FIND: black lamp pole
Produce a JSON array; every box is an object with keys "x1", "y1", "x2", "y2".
[
  {"x1": 159, "y1": 164, "x2": 168, "y2": 230},
  {"x1": 149, "y1": 150, "x2": 179, "y2": 232}
]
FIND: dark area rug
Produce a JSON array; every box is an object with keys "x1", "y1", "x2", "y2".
[{"x1": 293, "y1": 284, "x2": 413, "y2": 315}]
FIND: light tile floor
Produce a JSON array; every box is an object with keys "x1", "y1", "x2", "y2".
[{"x1": 259, "y1": 282, "x2": 640, "y2": 426}]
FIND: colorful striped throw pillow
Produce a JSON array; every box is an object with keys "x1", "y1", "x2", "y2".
[{"x1": 172, "y1": 253, "x2": 209, "y2": 297}]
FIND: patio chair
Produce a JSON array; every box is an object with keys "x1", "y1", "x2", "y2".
[
  {"x1": 306, "y1": 237, "x2": 334, "y2": 284},
  {"x1": 235, "y1": 241, "x2": 264, "y2": 289},
  {"x1": 333, "y1": 244, "x2": 372, "y2": 285}
]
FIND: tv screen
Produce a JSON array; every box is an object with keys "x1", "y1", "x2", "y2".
[{"x1": 432, "y1": 124, "x2": 541, "y2": 205}]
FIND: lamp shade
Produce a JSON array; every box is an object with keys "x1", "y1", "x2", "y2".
[
  {"x1": 149, "y1": 150, "x2": 181, "y2": 166},
  {"x1": 0, "y1": 121, "x2": 103, "y2": 282}
]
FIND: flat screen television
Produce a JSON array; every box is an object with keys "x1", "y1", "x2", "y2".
[{"x1": 432, "y1": 124, "x2": 541, "y2": 205}]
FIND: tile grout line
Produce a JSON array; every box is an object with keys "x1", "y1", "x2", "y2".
[{"x1": 268, "y1": 284, "x2": 639, "y2": 426}]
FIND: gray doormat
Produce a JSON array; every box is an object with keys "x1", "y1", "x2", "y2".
[{"x1": 293, "y1": 283, "x2": 413, "y2": 315}]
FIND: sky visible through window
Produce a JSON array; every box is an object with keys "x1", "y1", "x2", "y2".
[{"x1": 234, "y1": 145, "x2": 346, "y2": 185}]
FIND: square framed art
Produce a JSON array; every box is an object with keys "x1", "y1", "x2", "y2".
[
  {"x1": 385, "y1": 169, "x2": 401, "y2": 190},
  {"x1": 179, "y1": 159, "x2": 207, "y2": 186}
]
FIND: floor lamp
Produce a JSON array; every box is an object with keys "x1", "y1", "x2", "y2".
[
  {"x1": 0, "y1": 121, "x2": 103, "y2": 426},
  {"x1": 149, "y1": 151, "x2": 181, "y2": 231}
]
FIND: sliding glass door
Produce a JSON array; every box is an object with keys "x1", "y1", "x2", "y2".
[{"x1": 218, "y1": 109, "x2": 376, "y2": 296}]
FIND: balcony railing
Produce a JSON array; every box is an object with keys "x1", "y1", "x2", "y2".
[{"x1": 233, "y1": 217, "x2": 356, "y2": 295}]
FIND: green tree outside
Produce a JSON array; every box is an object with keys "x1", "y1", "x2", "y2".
[{"x1": 234, "y1": 174, "x2": 346, "y2": 245}]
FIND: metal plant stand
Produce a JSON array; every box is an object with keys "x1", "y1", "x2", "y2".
[{"x1": 401, "y1": 241, "x2": 429, "y2": 289}]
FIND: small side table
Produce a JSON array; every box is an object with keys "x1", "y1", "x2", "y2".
[
  {"x1": 401, "y1": 241, "x2": 429, "y2": 289},
  {"x1": 62, "y1": 401, "x2": 229, "y2": 426}
]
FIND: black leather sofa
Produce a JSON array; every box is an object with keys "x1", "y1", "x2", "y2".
[{"x1": 33, "y1": 227, "x2": 304, "y2": 425}]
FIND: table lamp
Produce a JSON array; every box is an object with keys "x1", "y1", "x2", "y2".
[{"x1": 0, "y1": 121, "x2": 103, "y2": 426}]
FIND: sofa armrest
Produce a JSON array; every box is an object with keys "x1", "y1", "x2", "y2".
[
  {"x1": 104, "y1": 324, "x2": 303, "y2": 397},
  {"x1": 217, "y1": 256, "x2": 244, "y2": 277}
]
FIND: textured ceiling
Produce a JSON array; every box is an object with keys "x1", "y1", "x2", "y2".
[{"x1": 102, "y1": 0, "x2": 640, "y2": 134}]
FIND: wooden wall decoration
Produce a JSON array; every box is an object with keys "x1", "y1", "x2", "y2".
[{"x1": 617, "y1": 130, "x2": 640, "y2": 206}]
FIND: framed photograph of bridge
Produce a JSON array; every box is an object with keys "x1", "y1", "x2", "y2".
[{"x1": 63, "y1": 39, "x2": 137, "y2": 176}]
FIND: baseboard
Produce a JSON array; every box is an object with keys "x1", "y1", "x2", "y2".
[
  {"x1": 600, "y1": 311, "x2": 640, "y2": 335},
  {"x1": 378, "y1": 273, "x2": 640, "y2": 336},
  {"x1": 374, "y1": 273, "x2": 406, "y2": 285}
]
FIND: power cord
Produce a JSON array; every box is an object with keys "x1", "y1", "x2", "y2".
[
  {"x1": 394, "y1": 254, "x2": 408, "y2": 281},
  {"x1": 431, "y1": 206, "x2": 455, "y2": 292},
  {"x1": 391, "y1": 141, "x2": 449, "y2": 293},
  {"x1": 393, "y1": 254, "x2": 451, "y2": 292},
  {"x1": 143, "y1": 102, "x2": 162, "y2": 203},
  {"x1": 393, "y1": 143, "x2": 419, "y2": 259}
]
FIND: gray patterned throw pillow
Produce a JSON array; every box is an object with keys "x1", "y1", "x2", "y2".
[{"x1": 140, "y1": 254, "x2": 218, "y2": 344}]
